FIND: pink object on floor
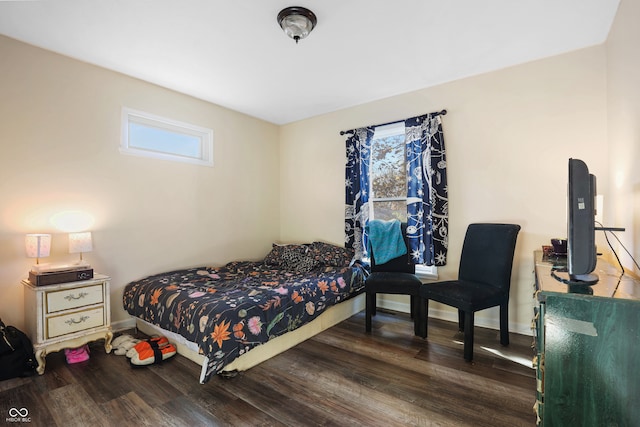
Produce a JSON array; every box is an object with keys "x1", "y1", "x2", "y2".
[{"x1": 64, "y1": 344, "x2": 90, "y2": 364}]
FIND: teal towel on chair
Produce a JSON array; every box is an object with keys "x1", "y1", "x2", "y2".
[{"x1": 366, "y1": 219, "x2": 407, "y2": 264}]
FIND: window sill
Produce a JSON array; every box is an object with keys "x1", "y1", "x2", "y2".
[{"x1": 416, "y1": 265, "x2": 438, "y2": 281}]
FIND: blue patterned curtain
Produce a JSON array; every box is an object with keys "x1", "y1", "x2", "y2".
[
  {"x1": 405, "y1": 114, "x2": 448, "y2": 265},
  {"x1": 344, "y1": 113, "x2": 447, "y2": 265},
  {"x1": 345, "y1": 127, "x2": 374, "y2": 259}
]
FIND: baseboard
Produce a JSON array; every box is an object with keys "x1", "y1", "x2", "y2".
[{"x1": 111, "y1": 317, "x2": 136, "y2": 333}]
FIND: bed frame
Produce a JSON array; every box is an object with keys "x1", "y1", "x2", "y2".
[{"x1": 136, "y1": 293, "x2": 365, "y2": 383}]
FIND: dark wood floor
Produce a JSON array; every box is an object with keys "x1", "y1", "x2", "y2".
[{"x1": 0, "y1": 310, "x2": 536, "y2": 426}]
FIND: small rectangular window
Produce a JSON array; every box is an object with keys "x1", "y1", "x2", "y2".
[{"x1": 121, "y1": 108, "x2": 213, "y2": 167}]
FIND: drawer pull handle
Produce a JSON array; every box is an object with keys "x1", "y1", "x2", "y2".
[
  {"x1": 65, "y1": 316, "x2": 89, "y2": 325},
  {"x1": 64, "y1": 292, "x2": 88, "y2": 301}
]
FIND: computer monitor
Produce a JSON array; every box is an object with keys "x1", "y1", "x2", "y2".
[{"x1": 567, "y1": 158, "x2": 598, "y2": 284}]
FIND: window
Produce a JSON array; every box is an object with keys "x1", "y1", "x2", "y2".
[
  {"x1": 370, "y1": 122, "x2": 437, "y2": 279},
  {"x1": 121, "y1": 108, "x2": 213, "y2": 167},
  {"x1": 370, "y1": 122, "x2": 407, "y2": 222}
]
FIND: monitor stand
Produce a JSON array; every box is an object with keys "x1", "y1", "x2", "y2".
[{"x1": 569, "y1": 273, "x2": 599, "y2": 286}]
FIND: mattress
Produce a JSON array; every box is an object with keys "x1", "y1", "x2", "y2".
[{"x1": 123, "y1": 253, "x2": 366, "y2": 382}]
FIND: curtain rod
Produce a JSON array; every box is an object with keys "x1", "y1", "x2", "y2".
[{"x1": 339, "y1": 109, "x2": 447, "y2": 136}]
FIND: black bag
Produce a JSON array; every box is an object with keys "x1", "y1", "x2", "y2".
[{"x1": 0, "y1": 318, "x2": 38, "y2": 381}]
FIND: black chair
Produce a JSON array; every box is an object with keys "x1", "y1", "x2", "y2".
[
  {"x1": 365, "y1": 223, "x2": 426, "y2": 337},
  {"x1": 419, "y1": 223, "x2": 521, "y2": 361}
]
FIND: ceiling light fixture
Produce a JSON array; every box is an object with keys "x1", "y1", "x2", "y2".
[{"x1": 277, "y1": 6, "x2": 317, "y2": 44}]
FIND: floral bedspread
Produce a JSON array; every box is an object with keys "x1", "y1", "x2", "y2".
[{"x1": 123, "y1": 260, "x2": 366, "y2": 382}]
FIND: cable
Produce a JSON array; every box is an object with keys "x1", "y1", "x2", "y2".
[
  {"x1": 596, "y1": 221, "x2": 640, "y2": 273},
  {"x1": 594, "y1": 221, "x2": 640, "y2": 296},
  {"x1": 596, "y1": 221, "x2": 625, "y2": 276},
  {"x1": 550, "y1": 267, "x2": 571, "y2": 284},
  {"x1": 550, "y1": 265, "x2": 597, "y2": 286}
]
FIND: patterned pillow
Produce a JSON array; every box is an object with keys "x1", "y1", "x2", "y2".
[
  {"x1": 263, "y1": 243, "x2": 292, "y2": 266},
  {"x1": 279, "y1": 245, "x2": 317, "y2": 272},
  {"x1": 309, "y1": 242, "x2": 354, "y2": 267},
  {"x1": 263, "y1": 243, "x2": 317, "y2": 272}
]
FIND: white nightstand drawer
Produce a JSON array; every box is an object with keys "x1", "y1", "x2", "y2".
[
  {"x1": 47, "y1": 307, "x2": 105, "y2": 338},
  {"x1": 47, "y1": 284, "x2": 104, "y2": 313}
]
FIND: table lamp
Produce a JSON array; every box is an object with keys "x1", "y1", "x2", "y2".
[
  {"x1": 25, "y1": 234, "x2": 51, "y2": 273},
  {"x1": 69, "y1": 232, "x2": 92, "y2": 267}
]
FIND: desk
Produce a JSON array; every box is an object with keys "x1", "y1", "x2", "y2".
[{"x1": 532, "y1": 251, "x2": 640, "y2": 426}]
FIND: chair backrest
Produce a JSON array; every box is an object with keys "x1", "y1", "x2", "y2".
[
  {"x1": 370, "y1": 222, "x2": 416, "y2": 274},
  {"x1": 458, "y1": 223, "x2": 521, "y2": 291}
]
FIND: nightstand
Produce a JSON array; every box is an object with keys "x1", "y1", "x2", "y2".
[{"x1": 22, "y1": 274, "x2": 113, "y2": 374}]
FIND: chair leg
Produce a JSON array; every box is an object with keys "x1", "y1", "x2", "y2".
[
  {"x1": 410, "y1": 295, "x2": 415, "y2": 319},
  {"x1": 500, "y1": 302, "x2": 509, "y2": 346},
  {"x1": 424, "y1": 299, "x2": 429, "y2": 338},
  {"x1": 371, "y1": 292, "x2": 377, "y2": 316},
  {"x1": 458, "y1": 310, "x2": 465, "y2": 332},
  {"x1": 463, "y1": 311, "x2": 474, "y2": 362},
  {"x1": 413, "y1": 296, "x2": 427, "y2": 338},
  {"x1": 365, "y1": 291, "x2": 375, "y2": 332}
]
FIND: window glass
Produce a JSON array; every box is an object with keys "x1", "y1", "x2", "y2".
[
  {"x1": 121, "y1": 108, "x2": 213, "y2": 167},
  {"x1": 370, "y1": 122, "x2": 407, "y2": 222},
  {"x1": 128, "y1": 122, "x2": 202, "y2": 158}
]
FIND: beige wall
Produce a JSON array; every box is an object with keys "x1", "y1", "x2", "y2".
[
  {"x1": 606, "y1": 0, "x2": 640, "y2": 276},
  {"x1": 0, "y1": 35, "x2": 280, "y2": 330},
  {"x1": 3, "y1": 0, "x2": 639, "y2": 338},
  {"x1": 280, "y1": 46, "x2": 608, "y2": 334}
]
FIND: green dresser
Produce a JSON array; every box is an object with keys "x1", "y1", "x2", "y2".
[{"x1": 533, "y1": 251, "x2": 640, "y2": 426}]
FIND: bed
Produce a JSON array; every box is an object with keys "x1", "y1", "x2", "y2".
[{"x1": 123, "y1": 242, "x2": 367, "y2": 383}]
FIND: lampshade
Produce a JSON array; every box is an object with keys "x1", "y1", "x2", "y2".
[
  {"x1": 69, "y1": 232, "x2": 92, "y2": 264},
  {"x1": 25, "y1": 234, "x2": 51, "y2": 262},
  {"x1": 277, "y1": 6, "x2": 317, "y2": 44}
]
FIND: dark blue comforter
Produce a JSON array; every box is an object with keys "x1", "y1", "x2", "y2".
[{"x1": 123, "y1": 259, "x2": 366, "y2": 381}]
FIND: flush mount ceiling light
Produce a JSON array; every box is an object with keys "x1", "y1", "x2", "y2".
[{"x1": 277, "y1": 6, "x2": 317, "y2": 44}]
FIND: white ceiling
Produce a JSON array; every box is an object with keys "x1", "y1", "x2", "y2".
[{"x1": 0, "y1": 0, "x2": 620, "y2": 125}]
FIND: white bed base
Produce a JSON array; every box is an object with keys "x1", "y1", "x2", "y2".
[{"x1": 136, "y1": 293, "x2": 365, "y2": 384}]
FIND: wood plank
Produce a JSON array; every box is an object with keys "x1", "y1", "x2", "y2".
[
  {"x1": 44, "y1": 383, "x2": 110, "y2": 427},
  {"x1": 0, "y1": 381, "x2": 55, "y2": 425},
  {"x1": 66, "y1": 341, "x2": 184, "y2": 407},
  {"x1": 0, "y1": 311, "x2": 536, "y2": 426},
  {"x1": 101, "y1": 391, "x2": 181, "y2": 427}
]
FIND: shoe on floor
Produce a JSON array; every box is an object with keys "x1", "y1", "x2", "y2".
[
  {"x1": 65, "y1": 344, "x2": 90, "y2": 364},
  {"x1": 129, "y1": 338, "x2": 176, "y2": 366}
]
